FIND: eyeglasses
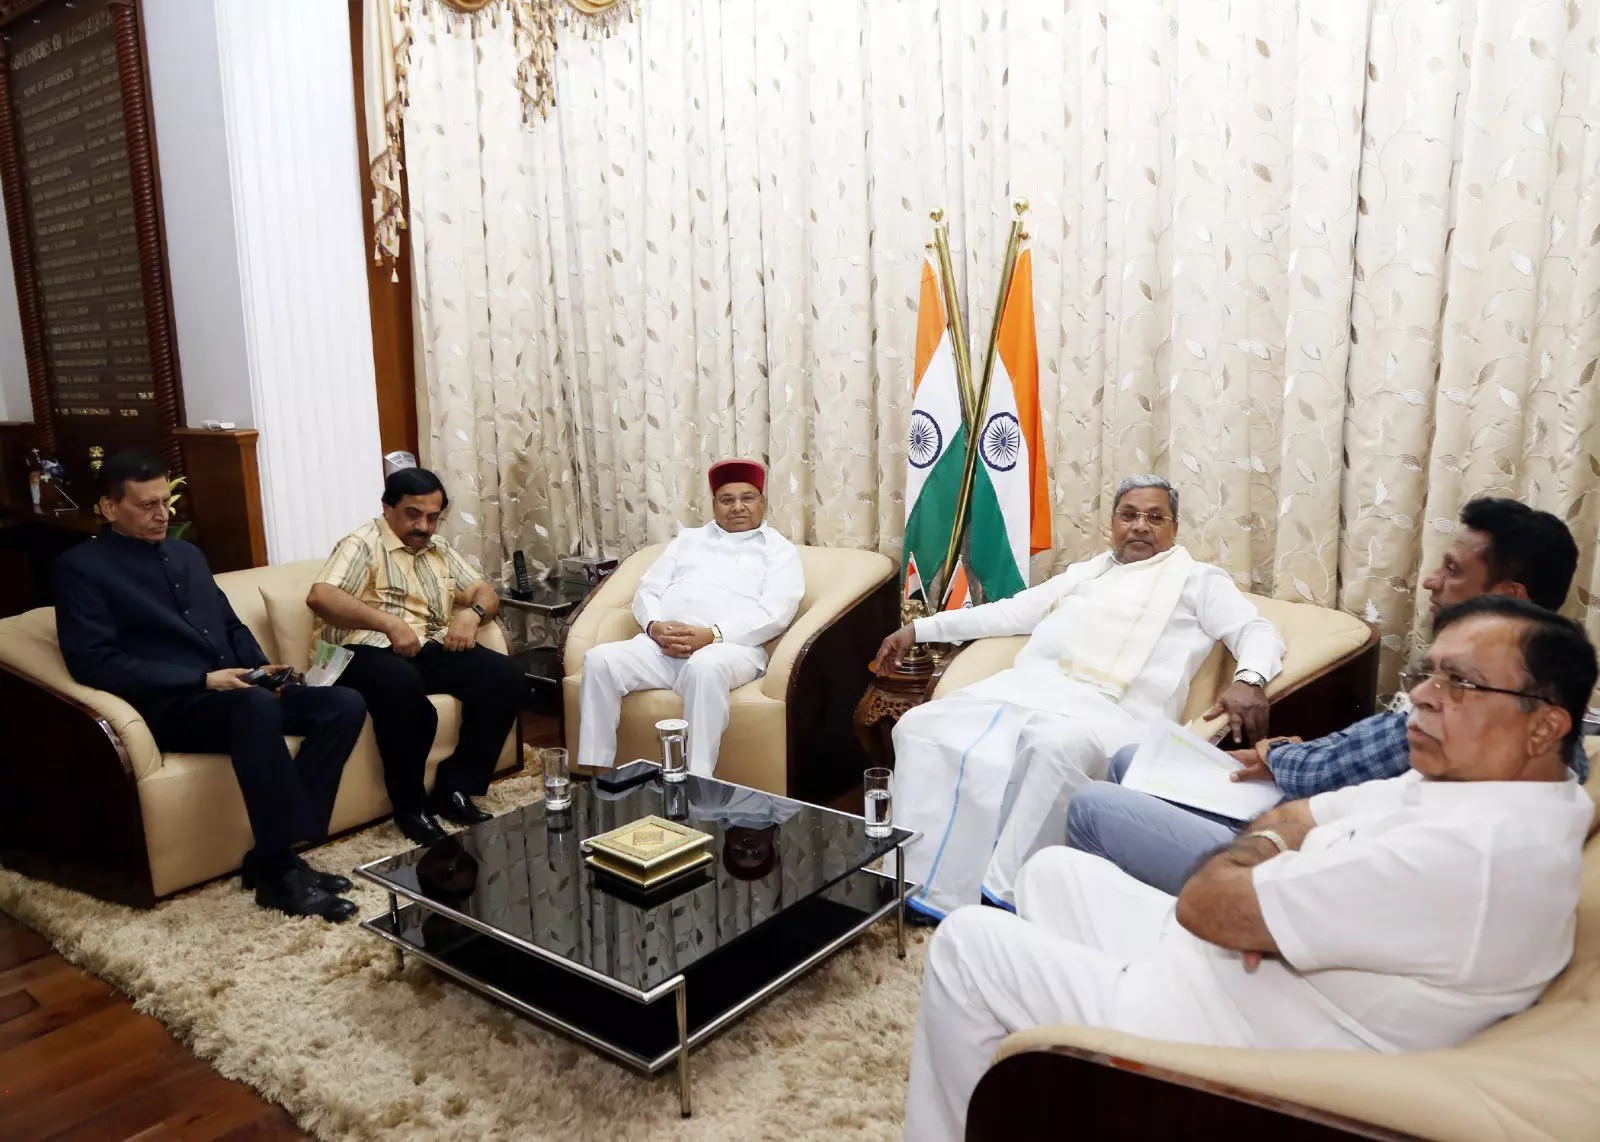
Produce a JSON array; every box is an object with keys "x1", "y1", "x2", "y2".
[
  {"x1": 1114, "y1": 509, "x2": 1172, "y2": 527},
  {"x1": 126, "y1": 497, "x2": 171, "y2": 518},
  {"x1": 716, "y1": 493, "x2": 762, "y2": 507},
  {"x1": 1398, "y1": 664, "x2": 1555, "y2": 706}
]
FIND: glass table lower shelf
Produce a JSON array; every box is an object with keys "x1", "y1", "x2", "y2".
[{"x1": 362, "y1": 865, "x2": 914, "y2": 1116}]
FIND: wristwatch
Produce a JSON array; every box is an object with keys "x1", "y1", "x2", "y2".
[
  {"x1": 1234, "y1": 668, "x2": 1267, "y2": 688},
  {"x1": 470, "y1": 602, "x2": 488, "y2": 622},
  {"x1": 1242, "y1": 828, "x2": 1288, "y2": 855}
]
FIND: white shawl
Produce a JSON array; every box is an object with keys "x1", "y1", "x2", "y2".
[{"x1": 1056, "y1": 546, "x2": 1195, "y2": 699}]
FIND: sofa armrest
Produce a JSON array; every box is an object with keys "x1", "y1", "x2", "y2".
[
  {"x1": 763, "y1": 550, "x2": 897, "y2": 700},
  {"x1": 0, "y1": 662, "x2": 156, "y2": 907},
  {"x1": 779, "y1": 553, "x2": 898, "y2": 802},
  {"x1": 0, "y1": 609, "x2": 163, "y2": 779},
  {"x1": 562, "y1": 545, "x2": 667, "y2": 675},
  {"x1": 970, "y1": 1041, "x2": 1422, "y2": 1142},
  {"x1": 477, "y1": 619, "x2": 509, "y2": 655},
  {"x1": 930, "y1": 636, "x2": 1030, "y2": 699}
]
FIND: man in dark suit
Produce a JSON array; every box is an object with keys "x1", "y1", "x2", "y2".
[{"x1": 53, "y1": 452, "x2": 366, "y2": 920}]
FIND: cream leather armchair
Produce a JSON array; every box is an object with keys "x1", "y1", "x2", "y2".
[
  {"x1": 968, "y1": 755, "x2": 1600, "y2": 1142},
  {"x1": 562, "y1": 544, "x2": 898, "y2": 802},
  {"x1": 0, "y1": 560, "x2": 519, "y2": 906},
  {"x1": 930, "y1": 593, "x2": 1381, "y2": 744}
]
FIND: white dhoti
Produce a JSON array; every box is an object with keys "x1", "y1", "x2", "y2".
[
  {"x1": 903, "y1": 847, "x2": 1254, "y2": 1142},
  {"x1": 577, "y1": 634, "x2": 766, "y2": 775},
  {"x1": 893, "y1": 683, "x2": 1142, "y2": 917},
  {"x1": 893, "y1": 546, "x2": 1285, "y2": 919}
]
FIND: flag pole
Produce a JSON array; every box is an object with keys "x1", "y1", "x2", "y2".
[
  {"x1": 937, "y1": 198, "x2": 1029, "y2": 605},
  {"x1": 930, "y1": 210, "x2": 977, "y2": 431}
]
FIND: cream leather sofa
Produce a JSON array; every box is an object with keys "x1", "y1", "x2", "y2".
[
  {"x1": 562, "y1": 543, "x2": 898, "y2": 802},
  {"x1": 0, "y1": 559, "x2": 517, "y2": 907},
  {"x1": 969, "y1": 751, "x2": 1600, "y2": 1141},
  {"x1": 930, "y1": 593, "x2": 1381, "y2": 744}
]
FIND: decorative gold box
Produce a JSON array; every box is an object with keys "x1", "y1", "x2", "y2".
[
  {"x1": 582, "y1": 815, "x2": 713, "y2": 887},
  {"x1": 584, "y1": 848, "x2": 713, "y2": 889}
]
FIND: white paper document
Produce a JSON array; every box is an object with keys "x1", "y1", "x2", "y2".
[{"x1": 1120, "y1": 720, "x2": 1283, "y2": 822}]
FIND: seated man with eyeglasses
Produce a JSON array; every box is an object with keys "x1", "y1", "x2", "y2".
[
  {"x1": 904, "y1": 595, "x2": 1598, "y2": 1142},
  {"x1": 874, "y1": 476, "x2": 1285, "y2": 919},
  {"x1": 1065, "y1": 498, "x2": 1586, "y2": 895},
  {"x1": 575, "y1": 458, "x2": 804, "y2": 778},
  {"x1": 54, "y1": 452, "x2": 367, "y2": 921}
]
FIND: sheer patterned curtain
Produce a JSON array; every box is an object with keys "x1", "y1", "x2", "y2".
[
  {"x1": 402, "y1": 0, "x2": 1600, "y2": 678},
  {"x1": 1342, "y1": 0, "x2": 1600, "y2": 665}
]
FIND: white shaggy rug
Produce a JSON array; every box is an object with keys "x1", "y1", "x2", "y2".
[{"x1": 0, "y1": 771, "x2": 930, "y2": 1141}]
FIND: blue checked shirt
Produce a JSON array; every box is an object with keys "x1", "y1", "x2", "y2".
[{"x1": 1266, "y1": 711, "x2": 1591, "y2": 798}]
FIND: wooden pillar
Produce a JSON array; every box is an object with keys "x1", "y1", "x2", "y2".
[
  {"x1": 347, "y1": 0, "x2": 419, "y2": 458},
  {"x1": 172, "y1": 428, "x2": 266, "y2": 572}
]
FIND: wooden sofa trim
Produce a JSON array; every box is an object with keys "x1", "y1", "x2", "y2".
[
  {"x1": 966, "y1": 1045, "x2": 1424, "y2": 1142},
  {"x1": 782, "y1": 572, "x2": 900, "y2": 804},
  {"x1": 0, "y1": 660, "x2": 157, "y2": 907}
]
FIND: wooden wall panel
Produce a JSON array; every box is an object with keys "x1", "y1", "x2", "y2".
[
  {"x1": 347, "y1": 0, "x2": 418, "y2": 459},
  {"x1": 0, "y1": 419, "x2": 30, "y2": 512},
  {"x1": 173, "y1": 427, "x2": 265, "y2": 572}
]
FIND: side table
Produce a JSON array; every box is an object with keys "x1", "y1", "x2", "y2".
[
  {"x1": 852, "y1": 648, "x2": 956, "y2": 768},
  {"x1": 497, "y1": 578, "x2": 595, "y2": 719}
]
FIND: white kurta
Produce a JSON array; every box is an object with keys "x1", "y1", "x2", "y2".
[
  {"x1": 903, "y1": 772, "x2": 1593, "y2": 1142},
  {"x1": 577, "y1": 521, "x2": 804, "y2": 774},
  {"x1": 894, "y1": 551, "x2": 1283, "y2": 916}
]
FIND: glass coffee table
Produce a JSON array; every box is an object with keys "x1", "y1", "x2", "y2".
[{"x1": 355, "y1": 774, "x2": 917, "y2": 1116}]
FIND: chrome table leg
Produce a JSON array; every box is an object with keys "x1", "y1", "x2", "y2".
[
  {"x1": 676, "y1": 980, "x2": 691, "y2": 1117},
  {"x1": 895, "y1": 843, "x2": 907, "y2": 959},
  {"x1": 389, "y1": 892, "x2": 404, "y2": 969}
]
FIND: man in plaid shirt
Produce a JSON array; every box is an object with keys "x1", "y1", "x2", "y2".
[{"x1": 1065, "y1": 498, "x2": 1585, "y2": 895}]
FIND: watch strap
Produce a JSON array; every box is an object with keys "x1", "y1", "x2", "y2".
[{"x1": 1243, "y1": 828, "x2": 1288, "y2": 855}]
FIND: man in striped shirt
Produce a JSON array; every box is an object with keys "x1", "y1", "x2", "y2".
[{"x1": 307, "y1": 467, "x2": 522, "y2": 845}]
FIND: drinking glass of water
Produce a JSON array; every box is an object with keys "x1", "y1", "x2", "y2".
[
  {"x1": 656, "y1": 718, "x2": 689, "y2": 783},
  {"x1": 864, "y1": 767, "x2": 893, "y2": 838},
  {"x1": 541, "y1": 747, "x2": 571, "y2": 810}
]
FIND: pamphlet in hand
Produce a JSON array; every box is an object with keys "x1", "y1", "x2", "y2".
[
  {"x1": 1120, "y1": 720, "x2": 1283, "y2": 823},
  {"x1": 304, "y1": 640, "x2": 353, "y2": 687}
]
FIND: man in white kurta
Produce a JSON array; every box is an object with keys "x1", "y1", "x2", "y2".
[
  {"x1": 879, "y1": 478, "x2": 1284, "y2": 917},
  {"x1": 577, "y1": 458, "x2": 804, "y2": 776},
  {"x1": 902, "y1": 596, "x2": 1598, "y2": 1142}
]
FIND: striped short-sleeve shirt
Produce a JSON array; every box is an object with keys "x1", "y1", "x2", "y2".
[{"x1": 312, "y1": 517, "x2": 483, "y2": 649}]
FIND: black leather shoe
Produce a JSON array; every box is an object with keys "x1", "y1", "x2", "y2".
[
  {"x1": 395, "y1": 811, "x2": 449, "y2": 846},
  {"x1": 254, "y1": 869, "x2": 358, "y2": 922},
  {"x1": 294, "y1": 855, "x2": 352, "y2": 895},
  {"x1": 431, "y1": 790, "x2": 492, "y2": 826}
]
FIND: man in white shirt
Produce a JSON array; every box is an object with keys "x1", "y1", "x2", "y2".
[
  {"x1": 875, "y1": 476, "x2": 1284, "y2": 917},
  {"x1": 576, "y1": 459, "x2": 805, "y2": 776},
  {"x1": 902, "y1": 595, "x2": 1598, "y2": 1142}
]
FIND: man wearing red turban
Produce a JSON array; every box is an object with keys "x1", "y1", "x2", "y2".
[{"x1": 576, "y1": 458, "x2": 805, "y2": 776}]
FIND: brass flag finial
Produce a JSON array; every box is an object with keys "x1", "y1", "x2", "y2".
[
  {"x1": 930, "y1": 207, "x2": 944, "y2": 223},
  {"x1": 1014, "y1": 197, "x2": 1030, "y2": 216}
]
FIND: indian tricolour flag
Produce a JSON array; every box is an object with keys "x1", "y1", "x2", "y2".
[
  {"x1": 902, "y1": 256, "x2": 967, "y2": 597},
  {"x1": 966, "y1": 247, "x2": 1048, "y2": 601}
]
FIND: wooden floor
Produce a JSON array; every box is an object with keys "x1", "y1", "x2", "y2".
[
  {"x1": 0, "y1": 710, "x2": 566, "y2": 1141},
  {"x1": 0, "y1": 911, "x2": 309, "y2": 1141}
]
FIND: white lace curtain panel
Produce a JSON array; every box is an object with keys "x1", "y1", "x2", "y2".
[{"x1": 393, "y1": 0, "x2": 1600, "y2": 679}]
